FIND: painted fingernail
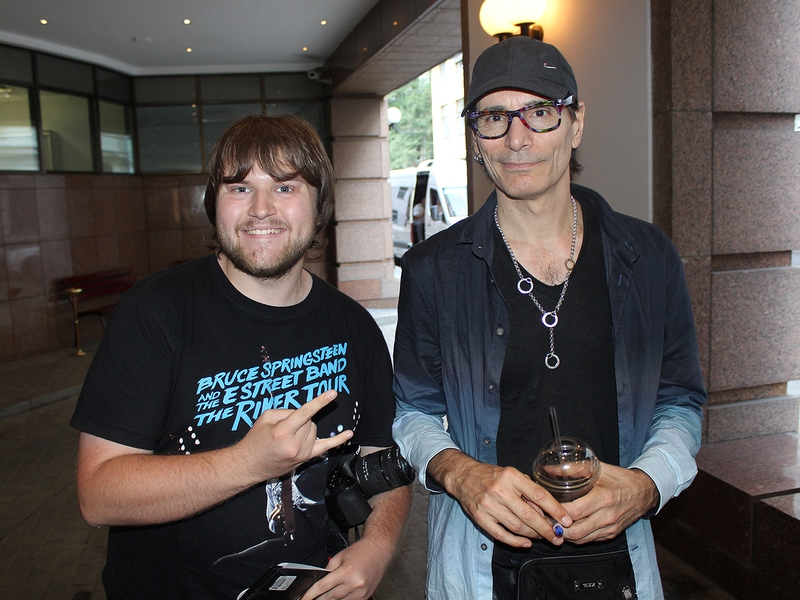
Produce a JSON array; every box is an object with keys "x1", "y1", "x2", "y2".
[{"x1": 553, "y1": 522, "x2": 564, "y2": 537}]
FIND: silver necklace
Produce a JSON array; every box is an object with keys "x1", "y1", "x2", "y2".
[{"x1": 494, "y1": 196, "x2": 578, "y2": 369}]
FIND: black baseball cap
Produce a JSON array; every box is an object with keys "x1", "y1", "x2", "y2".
[{"x1": 462, "y1": 36, "x2": 578, "y2": 116}]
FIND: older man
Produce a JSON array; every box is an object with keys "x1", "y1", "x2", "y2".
[
  {"x1": 393, "y1": 37, "x2": 706, "y2": 600},
  {"x1": 72, "y1": 114, "x2": 411, "y2": 599}
]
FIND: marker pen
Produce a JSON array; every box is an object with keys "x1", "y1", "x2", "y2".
[{"x1": 546, "y1": 516, "x2": 564, "y2": 537}]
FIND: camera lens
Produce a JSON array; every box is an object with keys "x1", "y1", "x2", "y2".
[{"x1": 353, "y1": 446, "x2": 414, "y2": 497}]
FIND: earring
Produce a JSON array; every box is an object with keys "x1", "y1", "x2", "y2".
[{"x1": 473, "y1": 154, "x2": 484, "y2": 166}]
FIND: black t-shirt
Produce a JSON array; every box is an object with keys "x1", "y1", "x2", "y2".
[
  {"x1": 493, "y1": 200, "x2": 623, "y2": 561},
  {"x1": 70, "y1": 255, "x2": 395, "y2": 599}
]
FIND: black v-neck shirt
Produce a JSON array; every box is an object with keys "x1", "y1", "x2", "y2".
[
  {"x1": 493, "y1": 200, "x2": 618, "y2": 470},
  {"x1": 492, "y1": 200, "x2": 622, "y2": 558}
]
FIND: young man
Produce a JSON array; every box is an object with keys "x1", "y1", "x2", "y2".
[
  {"x1": 392, "y1": 37, "x2": 706, "y2": 599},
  {"x1": 71, "y1": 114, "x2": 411, "y2": 599}
]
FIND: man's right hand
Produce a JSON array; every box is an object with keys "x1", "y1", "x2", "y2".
[
  {"x1": 235, "y1": 389, "x2": 353, "y2": 483},
  {"x1": 76, "y1": 390, "x2": 352, "y2": 528},
  {"x1": 427, "y1": 449, "x2": 572, "y2": 547}
]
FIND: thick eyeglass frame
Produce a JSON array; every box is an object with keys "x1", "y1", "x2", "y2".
[{"x1": 466, "y1": 95, "x2": 575, "y2": 139}]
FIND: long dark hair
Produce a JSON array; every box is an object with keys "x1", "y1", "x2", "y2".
[{"x1": 565, "y1": 98, "x2": 583, "y2": 179}]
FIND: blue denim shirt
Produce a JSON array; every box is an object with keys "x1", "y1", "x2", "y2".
[{"x1": 392, "y1": 185, "x2": 707, "y2": 600}]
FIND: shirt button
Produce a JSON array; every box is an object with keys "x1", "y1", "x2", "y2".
[
  {"x1": 496, "y1": 328, "x2": 505, "y2": 336},
  {"x1": 488, "y1": 383, "x2": 495, "y2": 390},
  {"x1": 480, "y1": 543, "x2": 488, "y2": 551},
  {"x1": 483, "y1": 438, "x2": 491, "y2": 446}
]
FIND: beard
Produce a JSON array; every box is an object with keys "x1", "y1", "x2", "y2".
[{"x1": 217, "y1": 220, "x2": 316, "y2": 280}]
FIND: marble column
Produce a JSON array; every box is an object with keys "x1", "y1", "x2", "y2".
[
  {"x1": 652, "y1": 2, "x2": 800, "y2": 594},
  {"x1": 652, "y1": 0, "x2": 800, "y2": 444},
  {"x1": 329, "y1": 96, "x2": 399, "y2": 308}
]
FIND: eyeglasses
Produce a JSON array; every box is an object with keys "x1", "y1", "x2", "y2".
[{"x1": 466, "y1": 96, "x2": 575, "y2": 139}]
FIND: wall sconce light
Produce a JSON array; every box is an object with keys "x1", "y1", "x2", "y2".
[
  {"x1": 479, "y1": 0, "x2": 547, "y2": 42},
  {"x1": 387, "y1": 106, "x2": 402, "y2": 130}
]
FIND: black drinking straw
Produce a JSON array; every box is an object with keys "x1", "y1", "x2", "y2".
[{"x1": 549, "y1": 406, "x2": 562, "y2": 462}]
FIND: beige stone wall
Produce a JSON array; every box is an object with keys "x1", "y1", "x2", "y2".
[
  {"x1": 0, "y1": 173, "x2": 215, "y2": 360},
  {"x1": 330, "y1": 96, "x2": 399, "y2": 307}
]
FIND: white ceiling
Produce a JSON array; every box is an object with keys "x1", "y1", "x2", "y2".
[{"x1": 0, "y1": 0, "x2": 381, "y2": 76}]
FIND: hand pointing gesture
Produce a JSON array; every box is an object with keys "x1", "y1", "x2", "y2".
[{"x1": 236, "y1": 389, "x2": 354, "y2": 483}]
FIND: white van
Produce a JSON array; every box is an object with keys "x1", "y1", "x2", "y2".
[{"x1": 390, "y1": 159, "x2": 468, "y2": 263}]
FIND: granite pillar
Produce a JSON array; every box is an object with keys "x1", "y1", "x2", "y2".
[
  {"x1": 652, "y1": 0, "x2": 800, "y2": 596},
  {"x1": 652, "y1": 0, "x2": 800, "y2": 442},
  {"x1": 329, "y1": 97, "x2": 399, "y2": 308}
]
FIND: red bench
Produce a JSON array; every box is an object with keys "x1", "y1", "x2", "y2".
[{"x1": 59, "y1": 267, "x2": 137, "y2": 356}]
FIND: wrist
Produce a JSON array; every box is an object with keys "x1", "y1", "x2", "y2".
[
  {"x1": 631, "y1": 467, "x2": 660, "y2": 516},
  {"x1": 427, "y1": 448, "x2": 465, "y2": 494},
  {"x1": 218, "y1": 443, "x2": 266, "y2": 492}
]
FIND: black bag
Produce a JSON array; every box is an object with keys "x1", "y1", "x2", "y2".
[
  {"x1": 238, "y1": 564, "x2": 328, "y2": 600},
  {"x1": 493, "y1": 548, "x2": 637, "y2": 600}
]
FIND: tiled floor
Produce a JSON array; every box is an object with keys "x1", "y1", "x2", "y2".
[{"x1": 0, "y1": 329, "x2": 737, "y2": 600}]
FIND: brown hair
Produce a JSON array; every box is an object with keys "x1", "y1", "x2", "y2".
[
  {"x1": 204, "y1": 113, "x2": 335, "y2": 252},
  {"x1": 565, "y1": 98, "x2": 583, "y2": 179}
]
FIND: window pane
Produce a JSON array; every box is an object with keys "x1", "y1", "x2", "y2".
[
  {"x1": 0, "y1": 45, "x2": 34, "y2": 84},
  {"x1": 202, "y1": 103, "x2": 262, "y2": 158},
  {"x1": 265, "y1": 102, "x2": 325, "y2": 136},
  {"x1": 97, "y1": 68, "x2": 132, "y2": 102},
  {"x1": 99, "y1": 101, "x2": 134, "y2": 173},
  {"x1": 36, "y1": 54, "x2": 94, "y2": 95},
  {"x1": 137, "y1": 105, "x2": 201, "y2": 173},
  {"x1": 201, "y1": 75, "x2": 261, "y2": 102},
  {"x1": 263, "y1": 74, "x2": 326, "y2": 100},
  {"x1": 135, "y1": 77, "x2": 197, "y2": 103},
  {"x1": 39, "y1": 90, "x2": 93, "y2": 172},
  {"x1": 0, "y1": 84, "x2": 39, "y2": 171}
]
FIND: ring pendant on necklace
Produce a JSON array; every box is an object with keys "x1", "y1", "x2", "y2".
[{"x1": 494, "y1": 196, "x2": 578, "y2": 370}]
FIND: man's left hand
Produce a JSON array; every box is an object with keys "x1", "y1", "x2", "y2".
[
  {"x1": 560, "y1": 463, "x2": 658, "y2": 544},
  {"x1": 301, "y1": 538, "x2": 385, "y2": 600},
  {"x1": 301, "y1": 480, "x2": 411, "y2": 599}
]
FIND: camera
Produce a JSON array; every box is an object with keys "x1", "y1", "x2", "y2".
[{"x1": 325, "y1": 445, "x2": 414, "y2": 530}]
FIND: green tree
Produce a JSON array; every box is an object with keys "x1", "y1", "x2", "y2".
[{"x1": 387, "y1": 72, "x2": 433, "y2": 170}]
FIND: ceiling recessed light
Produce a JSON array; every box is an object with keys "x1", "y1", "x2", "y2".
[
  {"x1": 393, "y1": 21, "x2": 398, "y2": 26},
  {"x1": 183, "y1": 19, "x2": 191, "y2": 25},
  {"x1": 40, "y1": 19, "x2": 48, "y2": 25},
  {"x1": 302, "y1": 47, "x2": 308, "y2": 52},
  {"x1": 186, "y1": 47, "x2": 192, "y2": 53},
  {"x1": 320, "y1": 20, "x2": 327, "y2": 25}
]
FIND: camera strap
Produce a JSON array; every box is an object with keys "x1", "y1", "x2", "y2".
[{"x1": 281, "y1": 471, "x2": 296, "y2": 542}]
